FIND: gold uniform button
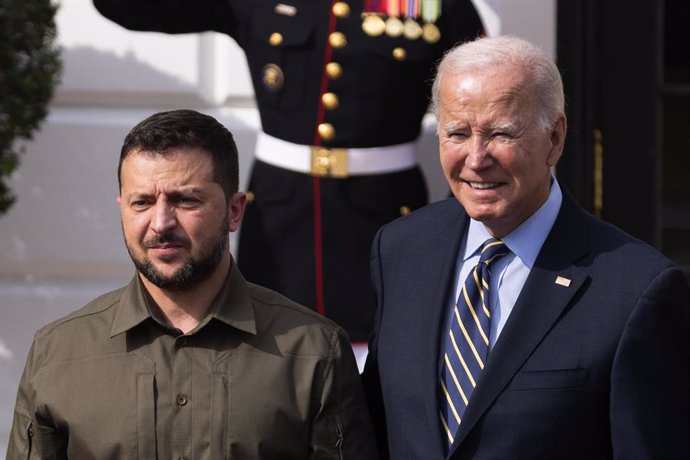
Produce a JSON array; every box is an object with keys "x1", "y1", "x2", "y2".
[
  {"x1": 322, "y1": 92, "x2": 339, "y2": 110},
  {"x1": 332, "y1": 2, "x2": 350, "y2": 18},
  {"x1": 400, "y1": 206, "x2": 411, "y2": 216},
  {"x1": 269, "y1": 32, "x2": 283, "y2": 46},
  {"x1": 318, "y1": 123, "x2": 335, "y2": 141},
  {"x1": 246, "y1": 191, "x2": 255, "y2": 203},
  {"x1": 329, "y1": 31, "x2": 347, "y2": 48},
  {"x1": 325, "y1": 62, "x2": 343, "y2": 80},
  {"x1": 392, "y1": 47, "x2": 407, "y2": 61}
]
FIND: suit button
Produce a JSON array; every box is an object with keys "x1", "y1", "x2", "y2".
[
  {"x1": 268, "y1": 32, "x2": 283, "y2": 46},
  {"x1": 325, "y1": 62, "x2": 343, "y2": 80},
  {"x1": 400, "y1": 206, "x2": 411, "y2": 216},
  {"x1": 329, "y1": 32, "x2": 347, "y2": 48},
  {"x1": 322, "y1": 92, "x2": 339, "y2": 110},
  {"x1": 392, "y1": 47, "x2": 407, "y2": 61},
  {"x1": 318, "y1": 123, "x2": 335, "y2": 141},
  {"x1": 332, "y1": 2, "x2": 350, "y2": 17}
]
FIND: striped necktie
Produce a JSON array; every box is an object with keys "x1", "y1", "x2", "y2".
[{"x1": 439, "y1": 238, "x2": 509, "y2": 448}]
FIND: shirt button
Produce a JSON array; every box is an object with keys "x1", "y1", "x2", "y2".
[
  {"x1": 177, "y1": 394, "x2": 188, "y2": 406},
  {"x1": 177, "y1": 337, "x2": 188, "y2": 346}
]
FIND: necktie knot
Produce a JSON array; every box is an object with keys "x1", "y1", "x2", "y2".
[{"x1": 478, "y1": 238, "x2": 509, "y2": 266}]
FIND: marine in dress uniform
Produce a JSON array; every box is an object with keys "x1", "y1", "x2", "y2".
[{"x1": 93, "y1": 0, "x2": 484, "y2": 342}]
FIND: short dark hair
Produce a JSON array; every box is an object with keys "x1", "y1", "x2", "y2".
[{"x1": 117, "y1": 109, "x2": 240, "y2": 198}]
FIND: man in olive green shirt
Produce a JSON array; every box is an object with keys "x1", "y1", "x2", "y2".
[{"x1": 7, "y1": 110, "x2": 378, "y2": 459}]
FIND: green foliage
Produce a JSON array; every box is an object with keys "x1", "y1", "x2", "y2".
[{"x1": 0, "y1": 0, "x2": 62, "y2": 215}]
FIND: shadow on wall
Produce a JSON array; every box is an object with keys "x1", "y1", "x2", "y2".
[{"x1": 58, "y1": 45, "x2": 215, "y2": 106}]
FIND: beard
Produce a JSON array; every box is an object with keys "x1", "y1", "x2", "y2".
[{"x1": 125, "y1": 215, "x2": 229, "y2": 291}]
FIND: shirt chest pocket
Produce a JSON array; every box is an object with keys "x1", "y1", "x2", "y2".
[
  {"x1": 33, "y1": 354, "x2": 156, "y2": 459},
  {"x1": 210, "y1": 351, "x2": 318, "y2": 459}
]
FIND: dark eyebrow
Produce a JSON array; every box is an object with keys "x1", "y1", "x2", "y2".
[{"x1": 166, "y1": 189, "x2": 203, "y2": 200}]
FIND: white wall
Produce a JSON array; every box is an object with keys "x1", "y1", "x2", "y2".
[{"x1": 0, "y1": 0, "x2": 555, "y2": 452}]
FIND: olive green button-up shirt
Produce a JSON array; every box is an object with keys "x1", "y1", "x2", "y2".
[{"x1": 7, "y1": 262, "x2": 378, "y2": 459}]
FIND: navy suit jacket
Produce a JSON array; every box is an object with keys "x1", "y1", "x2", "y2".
[{"x1": 362, "y1": 192, "x2": 689, "y2": 459}]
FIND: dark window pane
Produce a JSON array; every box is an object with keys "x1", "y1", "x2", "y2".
[
  {"x1": 661, "y1": 95, "x2": 690, "y2": 268},
  {"x1": 664, "y1": 0, "x2": 690, "y2": 84}
]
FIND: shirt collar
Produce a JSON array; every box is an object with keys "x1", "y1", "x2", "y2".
[
  {"x1": 110, "y1": 259, "x2": 257, "y2": 337},
  {"x1": 110, "y1": 274, "x2": 154, "y2": 337},
  {"x1": 208, "y1": 259, "x2": 257, "y2": 336},
  {"x1": 465, "y1": 177, "x2": 562, "y2": 268}
]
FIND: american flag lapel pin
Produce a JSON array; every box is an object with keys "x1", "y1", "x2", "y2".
[{"x1": 555, "y1": 276, "x2": 572, "y2": 287}]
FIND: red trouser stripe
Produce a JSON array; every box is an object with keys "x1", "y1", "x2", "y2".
[
  {"x1": 312, "y1": 177, "x2": 325, "y2": 315},
  {"x1": 311, "y1": 0, "x2": 338, "y2": 316}
]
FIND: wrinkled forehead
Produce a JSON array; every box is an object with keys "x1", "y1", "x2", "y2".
[
  {"x1": 464, "y1": 63, "x2": 534, "y2": 94},
  {"x1": 442, "y1": 66, "x2": 537, "y2": 113},
  {"x1": 121, "y1": 148, "x2": 215, "y2": 180}
]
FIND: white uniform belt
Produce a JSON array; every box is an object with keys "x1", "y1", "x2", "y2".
[{"x1": 255, "y1": 132, "x2": 418, "y2": 178}]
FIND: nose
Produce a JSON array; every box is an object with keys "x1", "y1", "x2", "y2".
[
  {"x1": 464, "y1": 136, "x2": 493, "y2": 170},
  {"x1": 150, "y1": 201, "x2": 177, "y2": 234}
]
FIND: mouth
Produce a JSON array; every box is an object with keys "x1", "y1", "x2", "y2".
[
  {"x1": 144, "y1": 236, "x2": 188, "y2": 259},
  {"x1": 466, "y1": 181, "x2": 501, "y2": 190},
  {"x1": 148, "y1": 243, "x2": 184, "y2": 257},
  {"x1": 149, "y1": 242, "x2": 182, "y2": 249}
]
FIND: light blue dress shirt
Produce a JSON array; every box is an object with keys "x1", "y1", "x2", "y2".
[{"x1": 449, "y1": 178, "x2": 563, "y2": 349}]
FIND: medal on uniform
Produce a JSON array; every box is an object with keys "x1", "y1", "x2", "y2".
[
  {"x1": 385, "y1": 16, "x2": 404, "y2": 37},
  {"x1": 403, "y1": 18, "x2": 423, "y2": 40},
  {"x1": 362, "y1": 13, "x2": 386, "y2": 36},
  {"x1": 381, "y1": 0, "x2": 402, "y2": 37},
  {"x1": 362, "y1": 0, "x2": 385, "y2": 36},
  {"x1": 420, "y1": 0, "x2": 442, "y2": 43},
  {"x1": 421, "y1": 22, "x2": 440, "y2": 43},
  {"x1": 362, "y1": 0, "x2": 441, "y2": 42}
]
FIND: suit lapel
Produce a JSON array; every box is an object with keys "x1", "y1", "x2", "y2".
[
  {"x1": 450, "y1": 193, "x2": 592, "y2": 453},
  {"x1": 411, "y1": 200, "x2": 469, "y2": 455}
]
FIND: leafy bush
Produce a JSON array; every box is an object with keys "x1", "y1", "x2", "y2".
[{"x1": 0, "y1": 0, "x2": 62, "y2": 215}]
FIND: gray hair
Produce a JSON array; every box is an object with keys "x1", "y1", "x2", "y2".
[{"x1": 431, "y1": 35, "x2": 564, "y2": 131}]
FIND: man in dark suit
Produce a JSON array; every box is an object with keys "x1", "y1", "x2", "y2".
[{"x1": 361, "y1": 35, "x2": 689, "y2": 459}]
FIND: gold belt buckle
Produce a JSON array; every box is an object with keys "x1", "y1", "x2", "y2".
[{"x1": 310, "y1": 146, "x2": 349, "y2": 178}]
